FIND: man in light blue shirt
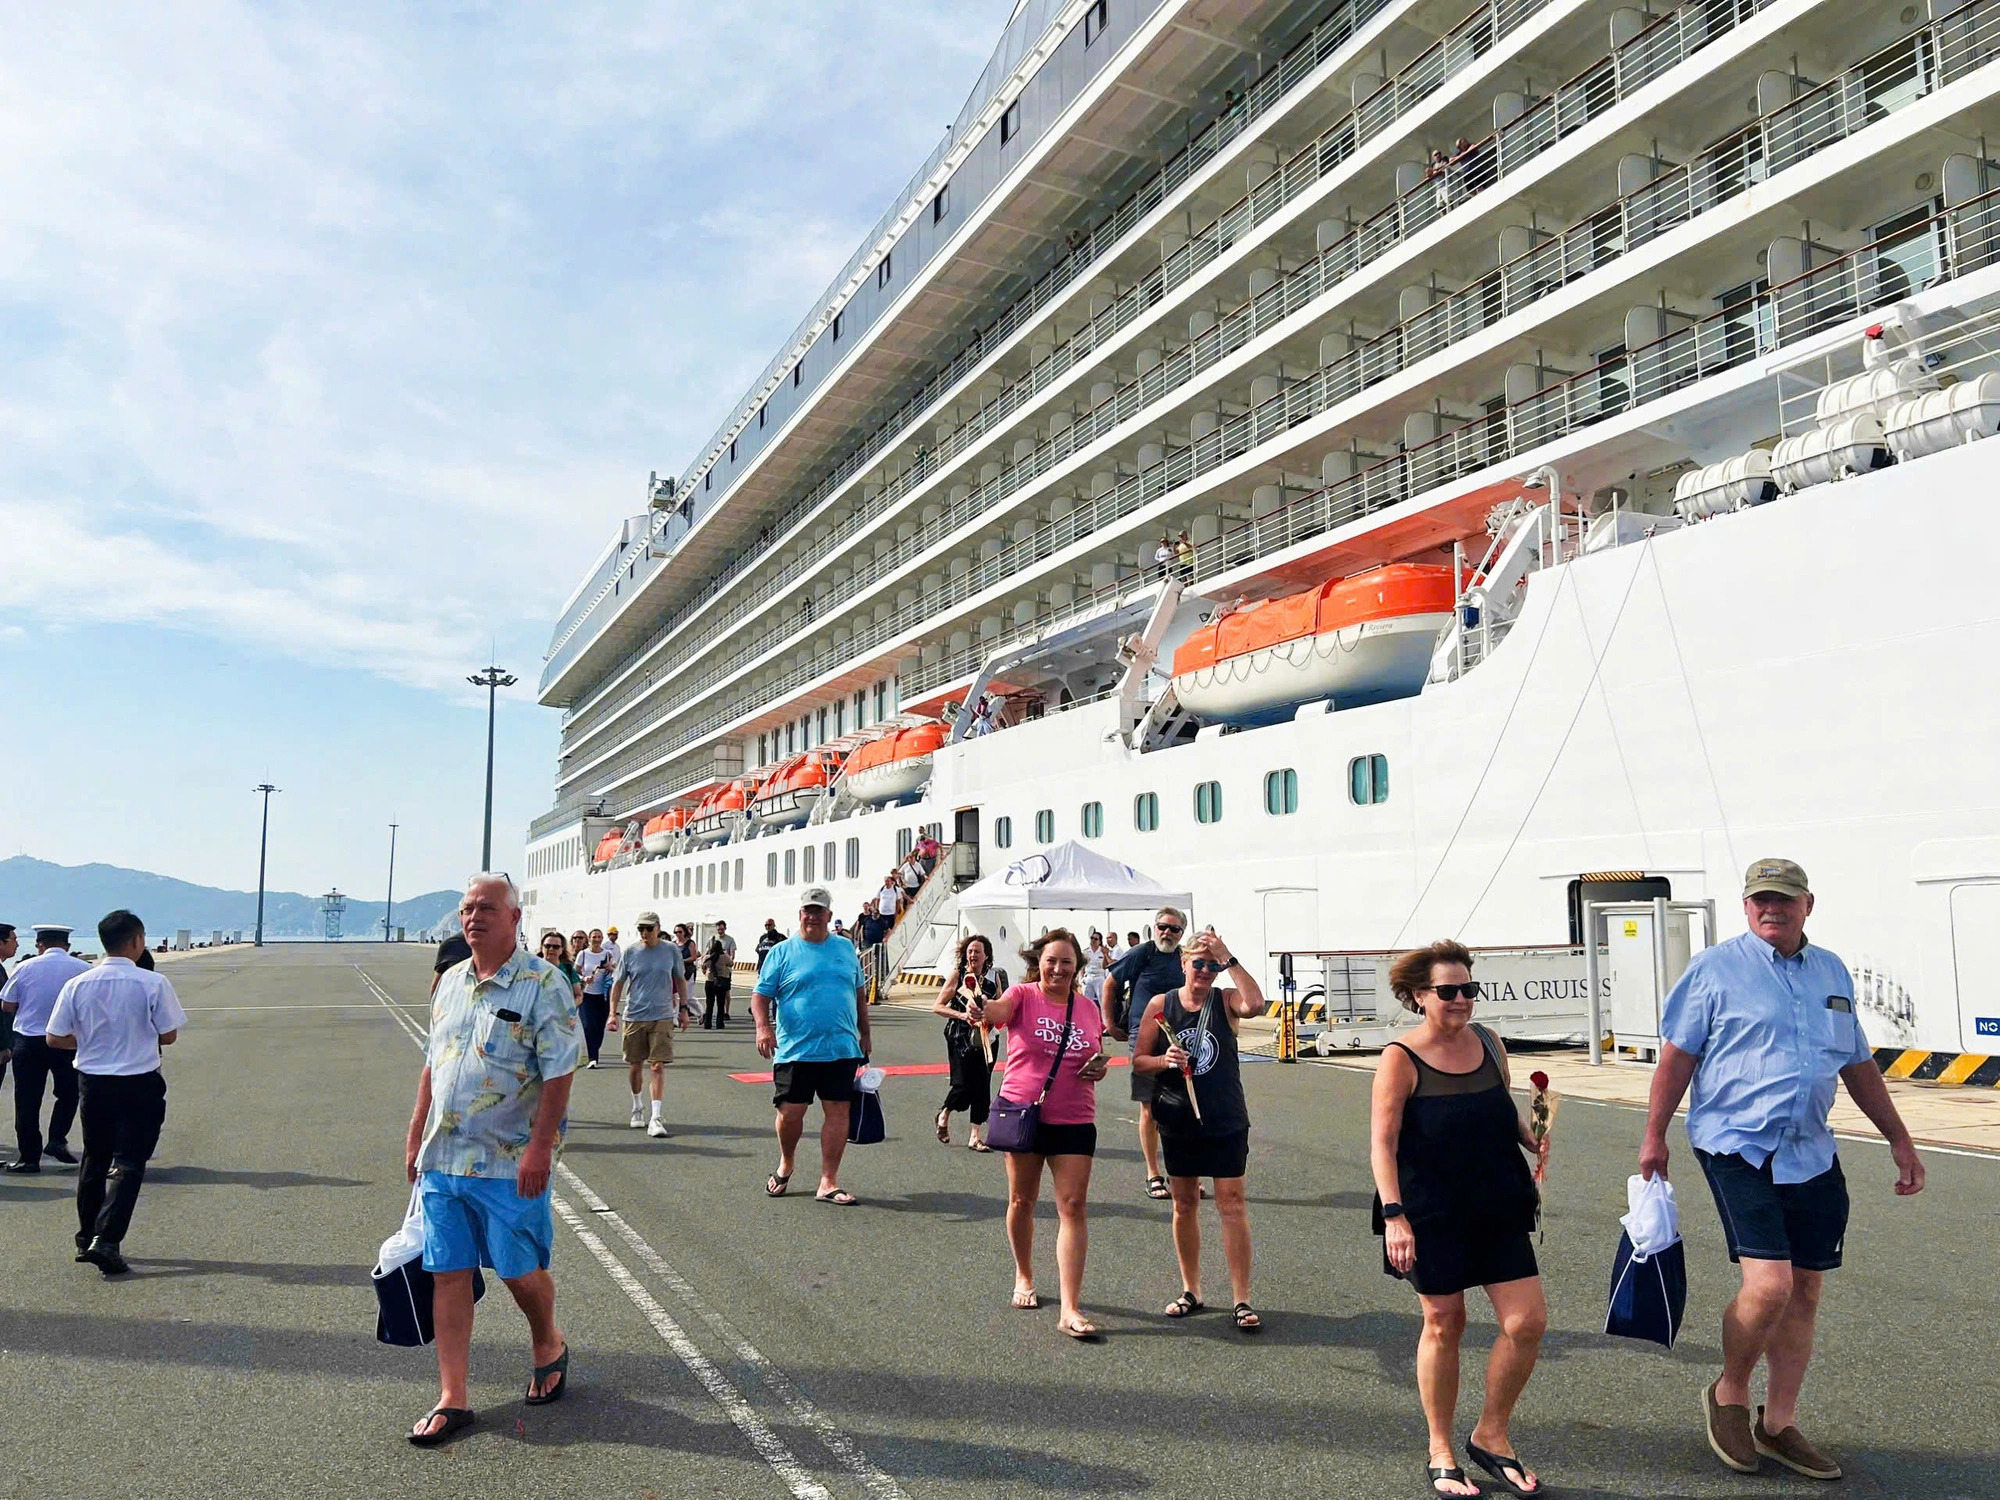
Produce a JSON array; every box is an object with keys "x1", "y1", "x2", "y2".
[
  {"x1": 1641, "y1": 859, "x2": 1922, "y2": 1482},
  {"x1": 752, "y1": 887, "x2": 870, "y2": 1205}
]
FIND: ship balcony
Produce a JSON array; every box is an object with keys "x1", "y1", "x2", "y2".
[
  {"x1": 555, "y1": 0, "x2": 1987, "y2": 801},
  {"x1": 556, "y1": 0, "x2": 1827, "y2": 764}
]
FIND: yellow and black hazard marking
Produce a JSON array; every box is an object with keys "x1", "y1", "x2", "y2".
[
  {"x1": 1872, "y1": 1046, "x2": 2000, "y2": 1087},
  {"x1": 1263, "y1": 999, "x2": 1328, "y2": 1022},
  {"x1": 895, "y1": 972, "x2": 948, "y2": 988}
]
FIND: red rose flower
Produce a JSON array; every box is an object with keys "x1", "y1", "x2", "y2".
[{"x1": 1529, "y1": 1070, "x2": 1550, "y2": 1092}]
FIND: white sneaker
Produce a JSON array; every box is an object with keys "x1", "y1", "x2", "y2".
[
  {"x1": 585, "y1": 1059, "x2": 600, "y2": 1069},
  {"x1": 628, "y1": 1104, "x2": 646, "y2": 1128},
  {"x1": 646, "y1": 1118, "x2": 670, "y2": 1139}
]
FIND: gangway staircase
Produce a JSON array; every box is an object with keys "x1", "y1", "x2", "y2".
[{"x1": 879, "y1": 844, "x2": 963, "y2": 998}]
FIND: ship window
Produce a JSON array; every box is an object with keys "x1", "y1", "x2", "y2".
[
  {"x1": 784, "y1": 849, "x2": 797, "y2": 884},
  {"x1": 705, "y1": 471, "x2": 711, "y2": 492},
  {"x1": 846, "y1": 838, "x2": 861, "y2": 878},
  {"x1": 1081, "y1": 801, "x2": 1104, "y2": 838},
  {"x1": 1084, "y1": 0, "x2": 1108, "y2": 44},
  {"x1": 1194, "y1": 781, "x2": 1223, "y2": 824},
  {"x1": 1035, "y1": 809, "x2": 1055, "y2": 844},
  {"x1": 995, "y1": 816, "x2": 1013, "y2": 849},
  {"x1": 786, "y1": 722, "x2": 796, "y2": 754},
  {"x1": 817, "y1": 707, "x2": 828, "y2": 742},
  {"x1": 729, "y1": 439, "x2": 736, "y2": 462},
  {"x1": 1001, "y1": 99, "x2": 1020, "y2": 145},
  {"x1": 1265, "y1": 769, "x2": 1299, "y2": 816},
  {"x1": 1348, "y1": 754, "x2": 1390, "y2": 805},
  {"x1": 854, "y1": 688, "x2": 868, "y2": 727},
  {"x1": 878, "y1": 252, "x2": 892, "y2": 289},
  {"x1": 897, "y1": 827, "x2": 915, "y2": 860},
  {"x1": 734, "y1": 858, "x2": 745, "y2": 890},
  {"x1": 673, "y1": 869, "x2": 682, "y2": 898},
  {"x1": 767, "y1": 853, "x2": 779, "y2": 887},
  {"x1": 874, "y1": 682, "x2": 887, "y2": 720},
  {"x1": 825, "y1": 842, "x2": 837, "y2": 881},
  {"x1": 833, "y1": 311, "x2": 843, "y2": 341},
  {"x1": 758, "y1": 405, "x2": 766, "y2": 429},
  {"x1": 802, "y1": 845, "x2": 816, "y2": 883},
  {"x1": 933, "y1": 184, "x2": 949, "y2": 222},
  {"x1": 835, "y1": 700, "x2": 845, "y2": 737},
  {"x1": 792, "y1": 364, "x2": 801, "y2": 387}
]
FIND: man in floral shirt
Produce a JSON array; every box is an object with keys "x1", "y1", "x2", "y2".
[{"x1": 403, "y1": 874, "x2": 580, "y2": 1446}]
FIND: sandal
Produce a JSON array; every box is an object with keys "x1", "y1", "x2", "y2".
[
  {"x1": 935, "y1": 1108, "x2": 951, "y2": 1144},
  {"x1": 1426, "y1": 1460, "x2": 1478, "y2": 1496},
  {"x1": 1058, "y1": 1315, "x2": 1103, "y2": 1341},
  {"x1": 967, "y1": 1139, "x2": 993, "y2": 1153},
  {"x1": 1232, "y1": 1301, "x2": 1262, "y2": 1333},
  {"x1": 1164, "y1": 1291, "x2": 1205, "y2": 1318},
  {"x1": 815, "y1": 1188, "x2": 858, "y2": 1206},
  {"x1": 409, "y1": 1406, "x2": 475, "y2": 1446},
  {"x1": 1011, "y1": 1287, "x2": 1041, "y2": 1309},
  {"x1": 1145, "y1": 1175, "x2": 1171, "y2": 1199},
  {"x1": 765, "y1": 1172, "x2": 791, "y2": 1197},
  {"x1": 1465, "y1": 1437, "x2": 1538, "y2": 1495},
  {"x1": 525, "y1": 1344, "x2": 569, "y2": 1405}
]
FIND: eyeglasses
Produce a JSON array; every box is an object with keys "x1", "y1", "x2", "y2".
[
  {"x1": 1189, "y1": 958, "x2": 1227, "y2": 974},
  {"x1": 1155, "y1": 923, "x2": 1184, "y2": 935},
  {"x1": 540, "y1": 940, "x2": 563, "y2": 949},
  {"x1": 1422, "y1": 982, "x2": 1483, "y2": 1002},
  {"x1": 637, "y1": 924, "x2": 659, "y2": 932}
]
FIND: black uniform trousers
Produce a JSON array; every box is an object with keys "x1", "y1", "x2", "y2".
[
  {"x1": 12, "y1": 1034, "x2": 78, "y2": 1163},
  {"x1": 77, "y1": 1070, "x2": 167, "y2": 1247}
]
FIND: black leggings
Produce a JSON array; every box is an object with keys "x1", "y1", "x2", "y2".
[
  {"x1": 578, "y1": 996, "x2": 610, "y2": 1063},
  {"x1": 703, "y1": 978, "x2": 732, "y2": 1028},
  {"x1": 940, "y1": 1030, "x2": 991, "y2": 1125}
]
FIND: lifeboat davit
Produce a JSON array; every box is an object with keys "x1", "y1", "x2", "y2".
[
  {"x1": 841, "y1": 722, "x2": 947, "y2": 806},
  {"x1": 751, "y1": 751, "x2": 840, "y2": 830},
  {"x1": 640, "y1": 806, "x2": 690, "y2": 856},
  {"x1": 1171, "y1": 564, "x2": 1456, "y2": 724},
  {"x1": 685, "y1": 778, "x2": 758, "y2": 846}
]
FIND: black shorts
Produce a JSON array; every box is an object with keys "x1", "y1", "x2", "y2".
[
  {"x1": 1695, "y1": 1150, "x2": 1850, "y2": 1271},
  {"x1": 1384, "y1": 1222, "x2": 1539, "y2": 1297},
  {"x1": 1003, "y1": 1120, "x2": 1097, "y2": 1158},
  {"x1": 771, "y1": 1058, "x2": 863, "y2": 1109},
  {"x1": 1162, "y1": 1129, "x2": 1249, "y2": 1180},
  {"x1": 1130, "y1": 1047, "x2": 1158, "y2": 1104}
]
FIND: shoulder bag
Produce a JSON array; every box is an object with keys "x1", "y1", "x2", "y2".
[{"x1": 984, "y1": 988, "x2": 1076, "y2": 1153}]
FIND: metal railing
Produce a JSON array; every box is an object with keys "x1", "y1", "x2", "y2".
[{"x1": 556, "y1": 0, "x2": 1772, "y2": 765}]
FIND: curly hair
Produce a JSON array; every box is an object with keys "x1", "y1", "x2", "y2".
[
  {"x1": 1388, "y1": 940, "x2": 1474, "y2": 1013},
  {"x1": 952, "y1": 931, "x2": 995, "y2": 979},
  {"x1": 1018, "y1": 927, "x2": 1084, "y2": 995}
]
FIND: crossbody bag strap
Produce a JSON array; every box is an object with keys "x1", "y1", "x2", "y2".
[{"x1": 1033, "y1": 989, "x2": 1078, "y2": 1105}]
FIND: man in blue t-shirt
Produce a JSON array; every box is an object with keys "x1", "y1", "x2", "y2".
[
  {"x1": 1101, "y1": 906, "x2": 1187, "y2": 1198},
  {"x1": 752, "y1": 887, "x2": 870, "y2": 1206}
]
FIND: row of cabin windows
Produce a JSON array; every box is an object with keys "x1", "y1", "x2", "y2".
[
  {"x1": 652, "y1": 860, "x2": 745, "y2": 900},
  {"x1": 987, "y1": 758, "x2": 1389, "y2": 847},
  {"x1": 528, "y1": 834, "x2": 584, "y2": 877},
  {"x1": 756, "y1": 681, "x2": 893, "y2": 766},
  {"x1": 766, "y1": 839, "x2": 865, "y2": 888}
]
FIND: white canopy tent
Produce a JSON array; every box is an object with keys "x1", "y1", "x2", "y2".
[{"x1": 957, "y1": 841, "x2": 1193, "y2": 915}]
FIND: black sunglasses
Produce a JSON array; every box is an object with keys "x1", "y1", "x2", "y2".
[
  {"x1": 1155, "y1": 923, "x2": 1184, "y2": 934},
  {"x1": 1422, "y1": 981, "x2": 1483, "y2": 1002},
  {"x1": 1189, "y1": 958, "x2": 1227, "y2": 974}
]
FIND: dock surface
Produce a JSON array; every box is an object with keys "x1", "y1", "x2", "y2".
[{"x1": 3, "y1": 943, "x2": 1994, "y2": 1499}]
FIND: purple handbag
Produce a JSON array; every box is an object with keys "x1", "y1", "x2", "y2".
[{"x1": 984, "y1": 990, "x2": 1075, "y2": 1153}]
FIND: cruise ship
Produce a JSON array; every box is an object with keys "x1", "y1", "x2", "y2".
[{"x1": 523, "y1": 0, "x2": 2000, "y2": 1057}]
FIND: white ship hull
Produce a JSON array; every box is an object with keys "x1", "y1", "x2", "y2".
[
  {"x1": 1172, "y1": 612, "x2": 1453, "y2": 723},
  {"x1": 526, "y1": 444, "x2": 2000, "y2": 1056}
]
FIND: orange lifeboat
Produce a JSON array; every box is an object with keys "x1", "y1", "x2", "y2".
[
  {"x1": 841, "y1": 721, "x2": 948, "y2": 806},
  {"x1": 1170, "y1": 563, "x2": 1456, "y2": 723},
  {"x1": 685, "y1": 776, "x2": 760, "y2": 846},
  {"x1": 641, "y1": 805, "x2": 690, "y2": 856},
  {"x1": 750, "y1": 750, "x2": 841, "y2": 830},
  {"x1": 591, "y1": 829, "x2": 624, "y2": 868}
]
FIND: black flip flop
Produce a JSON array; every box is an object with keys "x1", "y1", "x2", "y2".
[
  {"x1": 525, "y1": 1345, "x2": 569, "y2": 1406},
  {"x1": 1466, "y1": 1437, "x2": 1539, "y2": 1495},
  {"x1": 1425, "y1": 1462, "x2": 1474, "y2": 1496},
  {"x1": 765, "y1": 1172, "x2": 791, "y2": 1197},
  {"x1": 815, "y1": 1188, "x2": 858, "y2": 1206},
  {"x1": 409, "y1": 1406, "x2": 475, "y2": 1446}
]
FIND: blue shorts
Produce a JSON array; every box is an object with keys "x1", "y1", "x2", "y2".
[
  {"x1": 1694, "y1": 1150, "x2": 1849, "y2": 1272},
  {"x1": 419, "y1": 1170, "x2": 554, "y2": 1282}
]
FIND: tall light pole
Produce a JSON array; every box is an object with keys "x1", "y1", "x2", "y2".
[
  {"x1": 382, "y1": 823, "x2": 399, "y2": 942},
  {"x1": 253, "y1": 783, "x2": 279, "y2": 947},
  {"x1": 468, "y1": 665, "x2": 516, "y2": 872}
]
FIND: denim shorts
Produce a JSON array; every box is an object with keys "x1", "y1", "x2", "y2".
[
  {"x1": 420, "y1": 1170, "x2": 554, "y2": 1281},
  {"x1": 1694, "y1": 1150, "x2": 1849, "y2": 1271}
]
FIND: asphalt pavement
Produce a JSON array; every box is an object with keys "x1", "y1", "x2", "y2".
[{"x1": 1, "y1": 943, "x2": 1994, "y2": 1500}]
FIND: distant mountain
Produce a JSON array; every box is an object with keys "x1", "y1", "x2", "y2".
[{"x1": 0, "y1": 856, "x2": 461, "y2": 942}]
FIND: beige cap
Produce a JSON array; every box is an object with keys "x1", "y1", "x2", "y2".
[
  {"x1": 799, "y1": 886, "x2": 834, "y2": 910},
  {"x1": 1743, "y1": 858, "x2": 1809, "y2": 899},
  {"x1": 633, "y1": 911, "x2": 661, "y2": 929}
]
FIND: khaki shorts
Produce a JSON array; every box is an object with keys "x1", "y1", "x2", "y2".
[{"x1": 621, "y1": 1019, "x2": 676, "y2": 1065}]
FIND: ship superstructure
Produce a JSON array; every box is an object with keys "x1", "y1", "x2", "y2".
[{"x1": 526, "y1": 0, "x2": 2000, "y2": 1055}]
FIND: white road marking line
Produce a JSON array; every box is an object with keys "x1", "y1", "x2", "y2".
[
  {"x1": 182, "y1": 1003, "x2": 391, "y2": 1011},
  {"x1": 361, "y1": 961, "x2": 888, "y2": 1496},
  {"x1": 551, "y1": 1194, "x2": 834, "y2": 1500},
  {"x1": 559, "y1": 1164, "x2": 910, "y2": 1500}
]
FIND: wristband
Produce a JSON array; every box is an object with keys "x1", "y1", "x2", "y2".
[{"x1": 1380, "y1": 1201, "x2": 1406, "y2": 1220}]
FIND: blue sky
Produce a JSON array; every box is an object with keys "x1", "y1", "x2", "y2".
[{"x1": 0, "y1": 1, "x2": 1003, "y2": 902}]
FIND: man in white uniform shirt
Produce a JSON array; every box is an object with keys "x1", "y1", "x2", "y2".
[
  {"x1": 3, "y1": 923, "x2": 89, "y2": 1172},
  {"x1": 44, "y1": 910, "x2": 186, "y2": 1276}
]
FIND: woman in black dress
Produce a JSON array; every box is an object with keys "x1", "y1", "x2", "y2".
[
  {"x1": 932, "y1": 933, "x2": 1003, "y2": 1150},
  {"x1": 1133, "y1": 928, "x2": 1265, "y2": 1331},
  {"x1": 1371, "y1": 940, "x2": 1548, "y2": 1498}
]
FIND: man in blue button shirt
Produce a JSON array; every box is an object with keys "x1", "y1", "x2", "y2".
[{"x1": 1641, "y1": 858, "x2": 1923, "y2": 1483}]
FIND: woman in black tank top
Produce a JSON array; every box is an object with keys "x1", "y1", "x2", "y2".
[
  {"x1": 1370, "y1": 941, "x2": 1549, "y2": 1498},
  {"x1": 1133, "y1": 929, "x2": 1265, "y2": 1332}
]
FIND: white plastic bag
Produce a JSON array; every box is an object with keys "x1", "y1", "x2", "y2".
[
  {"x1": 1621, "y1": 1174, "x2": 1681, "y2": 1261},
  {"x1": 375, "y1": 1183, "x2": 425, "y2": 1277}
]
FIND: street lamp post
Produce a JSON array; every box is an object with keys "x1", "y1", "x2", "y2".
[
  {"x1": 467, "y1": 665, "x2": 517, "y2": 872},
  {"x1": 383, "y1": 823, "x2": 399, "y2": 942},
  {"x1": 253, "y1": 783, "x2": 279, "y2": 947}
]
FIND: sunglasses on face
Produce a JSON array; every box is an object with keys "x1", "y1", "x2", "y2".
[
  {"x1": 1422, "y1": 982, "x2": 1483, "y2": 1002},
  {"x1": 541, "y1": 940, "x2": 562, "y2": 949},
  {"x1": 1189, "y1": 958, "x2": 1227, "y2": 974},
  {"x1": 1155, "y1": 923, "x2": 1183, "y2": 935}
]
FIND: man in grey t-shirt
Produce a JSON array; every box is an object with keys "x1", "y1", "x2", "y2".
[{"x1": 611, "y1": 914, "x2": 681, "y2": 1139}]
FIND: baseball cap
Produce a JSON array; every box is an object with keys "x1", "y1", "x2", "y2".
[
  {"x1": 800, "y1": 886, "x2": 834, "y2": 911},
  {"x1": 433, "y1": 933, "x2": 472, "y2": 972},
  {"x1": 634, "y1": 911, "x2": 661, "y2": 929},
  {"x1": 1743, "y1": 858, "x2": 1810, "y2": 899}
]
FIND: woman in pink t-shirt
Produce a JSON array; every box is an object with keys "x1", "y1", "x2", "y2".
[{"x1": 985, "y1": 927, "x2": 1109, "y2": 1340}]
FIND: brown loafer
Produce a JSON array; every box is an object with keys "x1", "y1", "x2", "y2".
[
  {"x1": 1755, "y1": 1408, "x2": 1841, "y2": 1480},
  {"x1": 1704, "y1": 1378, "x2": 1759, "y2": 1473}
]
